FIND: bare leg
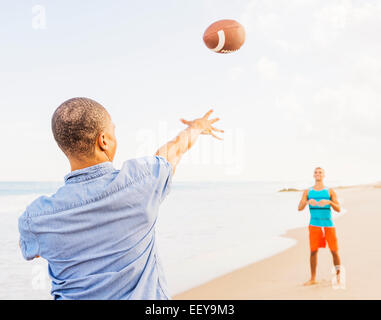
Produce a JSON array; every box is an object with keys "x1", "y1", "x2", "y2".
[
  {"x1": 304, "y1": 250, "x2": 318, "y2": 285},
  {"x1": 331, "y1": 250, "x2": 341, "y2": 283}
]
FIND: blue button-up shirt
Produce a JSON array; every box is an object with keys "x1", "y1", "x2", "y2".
[{"x1": 18, "y1": 156, "x2": 173, "y2": 300}]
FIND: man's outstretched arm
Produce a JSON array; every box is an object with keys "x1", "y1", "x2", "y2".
[{"x1": 155, "y1": 109, "x2": 224, "y2": 174}]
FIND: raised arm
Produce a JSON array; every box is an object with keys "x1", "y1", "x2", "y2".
[{"x1": 155, "y1": 109, "x2": 224, "y2": 174}]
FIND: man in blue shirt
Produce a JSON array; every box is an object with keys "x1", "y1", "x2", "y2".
[
  {"x1": 18, "y1": 97, "x2": 223, "y2": 300},
  {"x1": 298, "y1": 167, "x2": 342, "y2": 286}
]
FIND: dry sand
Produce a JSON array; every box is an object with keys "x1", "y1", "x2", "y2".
[{"x1": 174, "y1": 186, "x2": 381, "y2": 300}]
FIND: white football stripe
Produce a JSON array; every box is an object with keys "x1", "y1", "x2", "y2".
[{"x1": 212, "y1": 30, "x2": 225, "y2": 52}]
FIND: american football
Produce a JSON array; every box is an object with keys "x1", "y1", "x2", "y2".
[{"x1": 203, "y1": 19, "x2": 246, "y2": 53}]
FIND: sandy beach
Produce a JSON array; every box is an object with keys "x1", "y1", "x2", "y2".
[{"x1": 174, "y1": 185, "x2": 381, "y2": 300}]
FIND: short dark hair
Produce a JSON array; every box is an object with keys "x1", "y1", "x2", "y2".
[{"x1": 51, "y1": 97, "x2": 110, "y2": 157}]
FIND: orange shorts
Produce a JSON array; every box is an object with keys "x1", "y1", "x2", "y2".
[{"x1": 309, "y1": 225, "x2": 338, "y2": 252}]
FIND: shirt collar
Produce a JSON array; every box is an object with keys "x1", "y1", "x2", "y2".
[{"x1": 64, "y1": 162, "x2": 115, "y2": 184}]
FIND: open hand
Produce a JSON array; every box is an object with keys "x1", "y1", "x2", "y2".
[{"x1": 180, "y1": 109, "x2": 224, "y2": 140}]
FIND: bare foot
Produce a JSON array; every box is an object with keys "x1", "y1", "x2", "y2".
[{"x1": 303, "y1": 279, "x2": 319, "y2": 286}]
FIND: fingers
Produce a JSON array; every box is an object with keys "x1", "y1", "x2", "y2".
[
  {"x1": 180, "y1": 118, "x2": 191, "y2": 126},
  {"x1": 203, "y1": 109, "x2": 214, "y2": 119},
  {"x1": 209, "y1": 117, "x2": 220, "y2": 124},
  {"x1": 211, "y1": 126, "x2": 224, "y2": 133},
  {"x1": 210, "y1": 131, "x2": 223, "y2": 140}
]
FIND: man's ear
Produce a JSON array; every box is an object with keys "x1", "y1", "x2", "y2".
[{"x1": 97, "y1": 132, "x2": 108, "y2": 151}]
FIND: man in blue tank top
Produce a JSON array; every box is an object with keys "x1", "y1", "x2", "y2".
[
  {"x1": 18, "y1": 97, "x2": 224, "y2": 299},
  {"x1": 298, "y1": 167, "x2": 342, "y2": 286}
]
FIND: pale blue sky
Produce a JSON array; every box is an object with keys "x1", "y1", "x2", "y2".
[{"x1": 1, "y1": 0, "x2": 381, "y2": 184}]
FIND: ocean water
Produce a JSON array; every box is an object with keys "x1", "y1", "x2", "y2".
[{"x1": 0, "y1": 180, "x2": 346, "y2": 299}]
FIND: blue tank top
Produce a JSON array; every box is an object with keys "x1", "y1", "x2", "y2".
[{"x1": 307, "y1": 187, "x2": 334, "y2": 227}]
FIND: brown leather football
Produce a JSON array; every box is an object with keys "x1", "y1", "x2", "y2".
[{"x1": 203, "y1": 19, "x2": 245, "y2": 54}]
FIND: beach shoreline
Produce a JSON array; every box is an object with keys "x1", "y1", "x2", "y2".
[{"x1": 174, "y1": 185, "x2": 381, "y2": 300}]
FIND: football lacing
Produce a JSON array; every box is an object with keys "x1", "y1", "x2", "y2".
[{"x1": 220, "y1": 49, "x2": 238, "y2": 53}]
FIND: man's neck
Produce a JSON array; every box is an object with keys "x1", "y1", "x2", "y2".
[
  {"x1": 69, "y1": 155, "x2": 111, "y2": 172},
  {"x1": 314, "y1": 181, "x2": 325, "y2": 190}
]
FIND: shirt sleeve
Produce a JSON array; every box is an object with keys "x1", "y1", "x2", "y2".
[
  {"x1": 150, "y1": 156, "x2": 173, "y2": 203},
  {"x1": 18, "y1": 212, "x2": 40, "y2": 261},
  {"x1": 133, "y1": 155, "x2": 173, "y2": 203}
]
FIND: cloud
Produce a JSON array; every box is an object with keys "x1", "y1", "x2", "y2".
[
  {"x1": 228, "y1": 66, "x2": 244, "y2": 81},
  {"x1": 275, "y1": 82, "x2": 381, "y2": 144},
  {"x1": 238, "y1": 0, "x2": 381, "y2": 143},
  {"x1": 240, "y1": 0, "x2": 381, "y2": 51},
  {"x1": 255, "y1": 56, "x2": 279, "y2": 80}
]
